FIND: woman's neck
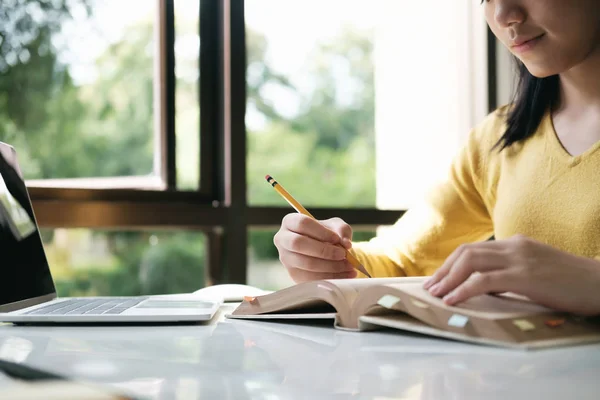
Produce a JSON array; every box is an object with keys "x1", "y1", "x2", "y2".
[
  {"x1": 552, "y1": 46, "x2": 600, "y2": 157},
  {"x1": 557, "y1": 48, "x2": 600, "y2": 113}
]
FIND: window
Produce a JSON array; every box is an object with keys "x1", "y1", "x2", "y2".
[
  {"x1": 0, "y1": 0, "x2": 200, "y2": 190},
  {"x1": 0, "y1": 0, "x2": 497, "y2": 290},
  {"x1": 245, "y1": 0, "x2": 490, "y2": 284},
  {"x1": 1, "y1": 0, "x2": 158, "y2": 186},
  {"x1": 175, "y1": 0, "x2": 201, "y2": 190},
  {"x1": 246, "y1": 1, "x2": 378, "y2": 208},
  {"x1": 246, "y1": 0, "x2": 489, "y2": 210},
  {"x1": 42, "y1": 229, "x2": 206, "y2": 296}
]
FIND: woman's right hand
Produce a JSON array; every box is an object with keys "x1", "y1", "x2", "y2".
[{"x1": 274, "y1": 213, "x2": 358, "y2": 283}]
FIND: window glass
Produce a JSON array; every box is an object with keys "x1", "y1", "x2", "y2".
[
  {"x1": 246, "y1": 0, "x2": 487, "y2": 210},
  {"x1": 0, "y1": 0, "x2": 156, "y2": 181},
  {"x1": 40, "y1": 229, "x2": 206, "y2": 296},
  {"x1": 175, "y1": 0, "x2": 200, "y2": 190}
]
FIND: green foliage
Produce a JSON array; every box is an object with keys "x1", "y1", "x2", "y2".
[
  {"x1": 53, "y1": 232, "x2": 205, "y2": 297},
  {"x1": 0, "y1": 0, "x2": 153, "y2": 179},
  {"x1": 291, "y1": 29, "x2": 376, "y2": 150},
  {"x1": 246, "y1": 27, "x2": 377, "y2": 257},
  {"x1": 54, "y1": 264, "x2": 140, "y2": 297},
  {"x1": 73, "y1": 22, "x2": 155, "y2": 178},
  {"x1": 247, "y1": 123, "x2": 375, "y2": 207},
  {"x1": 250, "y1": 230, "x2": 279, "y2": 260},
  {"x1": 139, "y1": 235, "x2": 205, "y2": 295},
  {"x1": 0, "y1": 1, "x2": 378, "y2": 295},
  {"x1": 0, "y1": 0, "x2": 90, "y2": 124},
  {"x1": 246, "y1": 29, "x2": 295, "y2": 123}
]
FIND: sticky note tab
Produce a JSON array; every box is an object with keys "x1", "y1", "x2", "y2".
[
  {"x1": 377, "y1": 295, "x2": 401, "y2": 309},
  {"x1": 448, "y1": 314, "x2": 469, "y2": 328},
  {"x1": 411, "y1": 299, "x2": 429, "y2": 309},
  {"x1": 243, "y1": 296, "x2": 256, "y2": 303},
  {"x1": 513, "y1": 319, "x2": 536, "y2": 331},
  {"x1": 545, "y1": 319, "x2": 565, "y2": 328}
]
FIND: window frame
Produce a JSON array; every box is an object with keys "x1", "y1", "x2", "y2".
[{"x1": 29, "y1": 0, "x2": 498, "y2": 285}]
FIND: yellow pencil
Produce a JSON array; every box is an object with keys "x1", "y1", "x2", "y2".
[{"x1": 265, "y1": 175, "x2": 372, "y2": 278}]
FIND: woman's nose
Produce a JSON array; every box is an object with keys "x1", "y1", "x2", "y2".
[{"x1": 493, "y1": 0, "x2": 526, "y2": 28}]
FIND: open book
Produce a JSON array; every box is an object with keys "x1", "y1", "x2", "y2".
[{"x1": 228, "y1": 277, "x2": 600, "y2": 349}]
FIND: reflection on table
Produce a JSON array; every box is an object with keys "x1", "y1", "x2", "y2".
[{"x1": 0, "y1": 307, "x2": 599, "y2": 400}]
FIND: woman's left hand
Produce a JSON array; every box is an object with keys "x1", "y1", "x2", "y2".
[{"x1": 423, "y1": 234, "x2": 600, "y2": 316}]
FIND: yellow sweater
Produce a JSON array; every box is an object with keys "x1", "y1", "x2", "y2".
[{"x1": 352, "y1": 106, "x2": 600, "y2": 278}]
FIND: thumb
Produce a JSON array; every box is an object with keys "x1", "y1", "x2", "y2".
[{"x1": 320, "y1": 217, "x2": 353, "y2": 248}]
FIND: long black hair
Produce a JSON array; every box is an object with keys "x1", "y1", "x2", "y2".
[{"x1": 494, "y1": 59, "x2": 560, "y2": 151}]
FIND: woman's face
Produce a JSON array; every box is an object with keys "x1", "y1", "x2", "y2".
[{"x1": 484, "y1": 0, "x2": 600, "y2": 77}]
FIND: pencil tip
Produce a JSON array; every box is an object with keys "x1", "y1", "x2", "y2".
[{"x1": 360, "y1": 265, "x2": 372, "y2": 278}]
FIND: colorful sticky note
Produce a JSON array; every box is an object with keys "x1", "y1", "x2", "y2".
[
  {"x1": 411, "y1": 299, "x2": 430, "y2": 309},
  {"x1": 377, "y1": 295, "x2": 401, "y2": 309},
  {"x1": 513, "y1": 319, "x2": 536, "y2": 331},
  {"x1": 243, "y1": 296, "x2": 256, "y2": 303},
  {"x1": 448, "y1": 314, "x2": 469, "y2": 328},
  {"x1": 545, "y1": 319, "x2": 565, "y2": 328}
]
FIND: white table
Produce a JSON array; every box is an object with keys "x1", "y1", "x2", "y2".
[{"x1": 0, "y1": 304, "x2": 599, "y2": 399}]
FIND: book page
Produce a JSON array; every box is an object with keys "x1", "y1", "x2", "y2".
[
  {"x1": 325, "y1": 277, "x2": 429, "y2": 308},
  {"x1": 229, "y1": 277, "x2": 428, "y2": 326}
]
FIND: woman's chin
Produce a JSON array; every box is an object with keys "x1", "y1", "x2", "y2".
[{"x1": 519, "y1": 62, "x2": 560, "y2": 79}]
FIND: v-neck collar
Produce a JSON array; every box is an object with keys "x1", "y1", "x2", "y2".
[{"x1": 543, "y1": 110, "x2": 600, "y2": 166}]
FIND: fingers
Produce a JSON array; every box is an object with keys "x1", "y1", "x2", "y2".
[
  {"x1": 424, "y1": 236, "x2": 539, "y2": 304},
  {"x1": 428, "y1": 248, "x2": 507, "y2": 298},
  {"x1": 320, "y1": 217, "x2": 353, "y2": 249},
  {"x1": 280, "y1": 251, "x2": 355, "y2": 274},
  {"x1": 423, "y1": 241, "x2": 506, "y2": 290},
  {"x1": 423, "y1": 245, "x2": 466, "y2": 290},
  {"x1": 282, "y1": 214, "x2": 341, "y2": 244},
  {"x1": 443, "y1": 271, "x2": 515, "y2": 305},
  {"x1": 275, "y1": 230, "x2": 347, "y2": 261},
  {"x1": 275, "y1": 214, "x2": 357, "y2": 283},
  {"x1": 320, "y1": 217, "x2": 353, "y2": 240}
]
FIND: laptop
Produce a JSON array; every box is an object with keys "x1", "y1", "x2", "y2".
[{"x1": 0, "y1": 142, "x2": 220, "y2": 323}]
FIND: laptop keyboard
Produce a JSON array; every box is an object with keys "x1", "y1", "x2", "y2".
[{"x1": 23, "y1": 297, "x2": 149, "y2": 316}]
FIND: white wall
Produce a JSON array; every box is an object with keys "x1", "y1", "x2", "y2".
[{"x1": 374, "y1": 2, "x2": 489, "y2": 210}]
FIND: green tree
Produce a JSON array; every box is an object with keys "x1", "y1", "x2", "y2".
[
  {"x1": 139, "y1": 234, "x2": 205, "y2": 294},
  {"x1": 291, "y1": 29, "x2": 376, "y2": 150},
  {"x1": 246, "y1": 29, "x2": 295, "y2": 124},
  {"x1": 247, "y1": 28, "x2": 377, "y2": 205},
  {"x1": 0, "y1": 0, "x2": 153, "y2": 179},
  {"x1": 0, "y1": 1, "x2": 190, "y2": 296},
  {"x1": 0, "y1": 0, "x2": 91, "y2": 128},
  {"x1": 0, "y1": 0, "x2": 91, "y2": 177},
  {"x1": 74, "y1": 22, "x2": 155, "y2": 177},
  {"x1": 246, "y1": 28, "x2": 378, "y2": 259},
  {"x1": 1, "y1": 1, "x2": 378, "y2": 291}
]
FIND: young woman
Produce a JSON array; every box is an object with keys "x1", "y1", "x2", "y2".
[{"x1": 273, "y1": 0, "x2": 600, "y2": 316}]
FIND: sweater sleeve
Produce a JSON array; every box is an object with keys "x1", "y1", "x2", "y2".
[{"x1": 350, "y1": 113, "x2": 501, "y2": 278}]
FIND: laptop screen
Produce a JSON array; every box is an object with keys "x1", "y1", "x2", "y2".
[{"x1": 0, "y1": 143, "x2": 55, "y2": 309}]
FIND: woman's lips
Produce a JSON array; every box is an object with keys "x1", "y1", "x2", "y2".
[{"x1": 511, "y1": 34, "x2": 545, "y2": 53}]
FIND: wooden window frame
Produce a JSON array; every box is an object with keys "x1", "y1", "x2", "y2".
[{"x1": 29, "y1": 0, "x2": 498, "y2": 285}]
